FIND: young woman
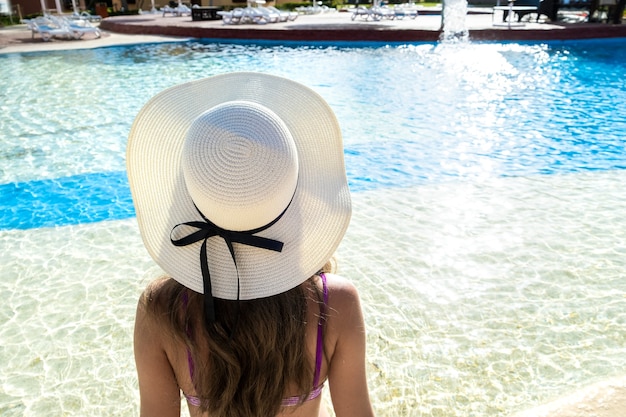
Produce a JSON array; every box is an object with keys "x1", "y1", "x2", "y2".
[{"x1": 127, "y1": 72, "x2": 374, "y2": 417}]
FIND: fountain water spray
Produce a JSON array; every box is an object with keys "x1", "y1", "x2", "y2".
[{"x1": 441, "y1": 0, "x2": 469, "y2": 42}]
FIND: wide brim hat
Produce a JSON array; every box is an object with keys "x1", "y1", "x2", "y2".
[{"x1": 127, "y1": 72, "x2": 351, "y2": 301}]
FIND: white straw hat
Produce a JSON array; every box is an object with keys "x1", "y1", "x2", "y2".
[{"x1": 127, "y1": 72, "x2": 351, "y2": 311}]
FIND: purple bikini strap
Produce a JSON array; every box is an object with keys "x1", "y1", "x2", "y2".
[
  {"x1": 183, "y1": 290, "x2": 195, "y2": 379},
  {"x1": 313, "y1": 273, "x2": 328, "y2": 388}
]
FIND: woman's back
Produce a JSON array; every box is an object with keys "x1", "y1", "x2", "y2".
[{"x1": 135, "y1": 272, "x2": 372, "y2": 417}]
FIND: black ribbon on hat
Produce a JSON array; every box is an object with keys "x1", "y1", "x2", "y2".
[{"x1": 170, "y1": 205, "x2": 286, "y2": 325}]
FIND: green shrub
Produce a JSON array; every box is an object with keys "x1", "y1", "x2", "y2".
[
  {"x1": 280, "y1": 2, "x2": 309, "y2": 10},
  {"x1": 107, "y1": 8, "x2": 140, "y2": 15},
  {"x1": 0, "y1": 14, "x2": 18, "y2": 26}
]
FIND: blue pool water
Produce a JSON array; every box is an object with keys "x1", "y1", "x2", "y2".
[
  {"x1": 1, "y1": 38, "x2": 626, "y2": 417},
  {"x1": 2, "y1": 39, "x2": 626, "y2": 230}
]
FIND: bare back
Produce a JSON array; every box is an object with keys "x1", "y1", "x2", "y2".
[{"x1": 134, "y1": 273, "x2": 374, "y2": 417}]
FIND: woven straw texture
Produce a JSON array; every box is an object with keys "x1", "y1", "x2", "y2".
[{"x1": 127, "y1": 72, "x2": 351, "y2": 300}]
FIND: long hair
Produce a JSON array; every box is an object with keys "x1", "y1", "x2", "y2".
[{"x1": 143, "y1": 260, "x2": 334, "y2": 416}]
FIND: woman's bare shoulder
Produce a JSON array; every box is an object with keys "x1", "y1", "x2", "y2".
[
  {"x1": 138, "y1": 276, "x2": 174, "y2": 308},
  {"x1": 135, "y1": 276, "x2": 177, "y2": 338},
  {"x1": 321, "y1": 273, "x2": 363, "y2": 325},
  {"x1": 323, "y1": 273, "x2": 360, "y2": 300}
]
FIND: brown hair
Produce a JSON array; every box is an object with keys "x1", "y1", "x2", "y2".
[{"x1": 143, "y1": 260, "x2": 333, "y2": 416}]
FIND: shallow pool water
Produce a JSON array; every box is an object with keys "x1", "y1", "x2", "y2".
[{"x1": 1, "y1": 38, "x2": 626, "y2": 416}]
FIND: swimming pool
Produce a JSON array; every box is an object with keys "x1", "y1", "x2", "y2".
[{"x1": 1, "y1": 38, "x2": 626, "y2": 416}]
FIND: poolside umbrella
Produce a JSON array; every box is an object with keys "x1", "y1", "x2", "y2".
[
  {"x1": 71, "y1": 0, "x2": 79, "y2": 13},
  {"x1": 54, "y1": 0, "x2": 62, "y2": 13},
  {"x1": 40, "y1": 0, "x2": 46, "y2": 12}
]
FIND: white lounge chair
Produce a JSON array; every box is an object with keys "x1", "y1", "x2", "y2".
[
  {"x1": 266, "y1": 6, "x2": 298, "y2": 21},
  {"x1": 350, "y1": 6, "x2": 371, "y2": 20},
  {"x1": 217, "y1": 9, "x2": 243, "y2": 24},
  {"x1": 296, "y1": 5, "x2": 322, "y2": 14},
  {"x1": 218, "y1": 5, "x2": 280, "y2": 25},
  {"x1": 393, "y1": 6, "x2": 418, "y2": 19},
  {"x1": 350, "y1": 5, "x2": 397, "y2": 21},
  {"x1": 42, "y1": 15, "x2": 101, "y2": 39},
  {"x1": 24, "y1": 16, "x2": 72, "y2": 41},
  {"x1": 370, "y1": 5, "x2": 396, "y2": 20},
  {"x1": 161, "y1": 4, "x2": 191, "y2": 16},
  {"x1": 70, "y1": 11, "x2": 102, "y2": 22},
  {"x1": 62, "y1": 17, "x2": 102, "y2": 39},
  {"x1": 240, "y1": 6, "x2": 271, "y2": 24},
  {"x1": 176, "y1": 4, "x2": 192, "y2": 15},
  {"x1": 256, "y1": 6, "x2": 281, "y2": 23}
]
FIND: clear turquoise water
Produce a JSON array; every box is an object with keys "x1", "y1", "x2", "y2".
[{"x1": 1, "y1": 38, "x2": 626, "y2": 416}]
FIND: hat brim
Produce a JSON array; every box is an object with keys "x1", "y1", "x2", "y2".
[{"x1": 127, "y1": 72, "x2": 351, "y2": 300}]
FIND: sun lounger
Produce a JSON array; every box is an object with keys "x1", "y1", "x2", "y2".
[
  {"x1": 177, "y1": 4, "x2": 192, "y2": 15},
  {"x1": 218, "y1": 5, "x2": 286, "y2": 25},
  {"x1": 371, "y1": 6, "x2": 397, "y2": 20},
  {"x1": 350, "y1": 6, "x2": 393, "y2": 20},
  {"x1": 351, "y1": 5, "x2": 416, "y2": 21},
  {"x1": 24, "y1": 16, "x2": 72, "y2": 41},
  {"x1": 219, "y1": 7, "x2": 256, "y2": 24},
  {"x1": 242, "y1": 7, "x2": 272, "y2": 23},
  {"x1": 257, "y1": 7, "x2": 281, "y2": 22},
  {"x1": 24, "y1": 15, "x2": 101, "y2": 41},
  {"x1": 217, "y1": 9, "x2": 242, "y2": 24},
  {"x1": 393, "y1": 6, "x2": 418, "y2": 19},
  {"x1": 266, "y1": 6, "x2": 298, "y2": 21},
  {"x1": 70, "y1": 11, "x2": 102, "y2": 22},
  {"x1": 224, "y1": 6, "x2": 274, "y2": 24},
  {"x1": 161, "y1": 4, "x2": 192, "y2": 16},
  {"x1": 62, "y1": 17, "x2": 101, "y2": 39},
  {"x1": 350, "y1": 6, "x2": 371, "y2": 20},
  {"x1": 296, "y1": 4, "x2": 336, "y2": 14},
  {"x1": 31, "y1": 22, "x2": 71, "y2": 41}
]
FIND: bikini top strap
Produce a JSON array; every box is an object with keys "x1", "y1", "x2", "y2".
[
  {"x1": 183, "y1": 290, "x2": 195, "y2": 379},
  {"x1": 312, "y1": 273, "x2": 328, "y2": 388}
]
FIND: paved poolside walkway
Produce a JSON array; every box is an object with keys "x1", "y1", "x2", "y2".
[
  {"x1": 0, "y1": 24, "x2": 189, "y2": 54},
  {"x1": 1, "y1": 7, "x2": 625, "y2": 55},
  {"x1": 99, "y1": 9, "x2": 626, "y2": 42}
]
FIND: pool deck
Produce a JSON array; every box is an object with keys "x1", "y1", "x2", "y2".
[
  {"x1": 1, "y1": 7, "x2": 625, "y2": 55},
  {"x1": 100, "y1": 9, "x2": 626, "y2": 43}
]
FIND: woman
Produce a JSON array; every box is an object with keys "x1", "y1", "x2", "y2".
[{"x1": 127, "y1": 72, "x2": 374, "y2": 417}]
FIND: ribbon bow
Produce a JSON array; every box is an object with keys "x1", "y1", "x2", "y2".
[{"x1": 170, "y1": 207, "x2": 285, "y2": 324}]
